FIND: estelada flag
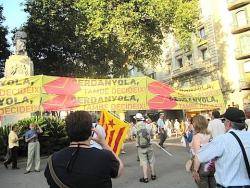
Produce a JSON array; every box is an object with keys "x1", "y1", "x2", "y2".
[{"x1": 99, "y1": 110, "x2": 129, "y2": 155}]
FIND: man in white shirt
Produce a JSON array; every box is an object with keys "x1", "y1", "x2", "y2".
[
  {"x1": 193, "y1": 107, "x2": 250, "y2": 187},
  {"x1": 208, "y1": 110, "x2": 225, "y2": 138},
  {"x1": 157, "y1": 113, "x2": 166, "y2": 148},
  {"x1": 90, "y1": 113, "x2": 106, "y2": 149}
]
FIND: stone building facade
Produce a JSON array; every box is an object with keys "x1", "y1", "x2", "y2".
[
  {"x1": 128, "y1": 0, "x2": 250, "y2": 117},
  {"x1": 147, "y1": 0, "x2": 249, "y2": 111},
  {"x1": 227, "y1": 0, "x2": 250, "y2": 114}
]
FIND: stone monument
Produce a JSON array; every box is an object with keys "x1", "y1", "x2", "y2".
[
  {"x1": 1, "y1": 30, "x2": 34, "y2": 126},
  {"x1": 4, "y1": 30, "x2": 34, "y2": 77}
]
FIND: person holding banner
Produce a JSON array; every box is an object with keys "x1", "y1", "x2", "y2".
[{"x1": 44, "y1": 111, "x2": 124, "y2": 188}]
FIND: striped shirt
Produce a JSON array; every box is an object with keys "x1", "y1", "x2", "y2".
[{"x1": 197, "y1": 129, "x2": 250, "y2": 187}]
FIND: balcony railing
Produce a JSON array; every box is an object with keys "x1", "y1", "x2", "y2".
[
  {"x1": 171, "y1": 61, "x2": 206, "y2": 78},
  {"x1": 227, "y1": 0, "x2": 250, "y2": 11},
  {"x1": 240, "y1": 80, "x2": 250, "y2": 90},
  {"x1": 235, "y1": 47, "x2": 250, "y2": 60},
  {"x1": 232, "y1": 23, "x2": 250, "y2": 34}
]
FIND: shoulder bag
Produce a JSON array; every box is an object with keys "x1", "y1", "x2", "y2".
[
  {"x1": 229, "y1": 131, "x2": 250, "y2": 179},
  {"x1": 48, "y1": 155, "x2": 70, "y2": 188}
]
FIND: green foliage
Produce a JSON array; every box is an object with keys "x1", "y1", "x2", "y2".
[
  {"x1": 15, "y1": 116, "x2": 47, "y2": 135},
  {"x1": 24, "y1": 0, "x2": 123, "y2": 78},
  {"x1": 39, "y1": 116, "x2": 68, "y2": 153},
  {"x1": 24, "y1": 0, "x2": 199, "y2": 77},
  {"x1": 0, "y1": 115, "x2": 68, "y2": 156},
  {"x1": 42, "y1": 116, "x2": 65, "y2": 138},
  {"x1": 76, "y1": 0, "x2": 199, "y2": 63},
  {"x1": 173, "y1": 0, "x2": 200, "y2": 48},
  {"x1": 0, "y1": 5, "x2": 10, "y2": 78},
  {"x1": 15, "y1": 115, "x2": 68, "y2": 154}
]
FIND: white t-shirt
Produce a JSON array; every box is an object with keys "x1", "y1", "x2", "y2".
[
  {"x1": 90, "y1": 123, "x2": 106, "y2": 149},
  {"x1": 208, "y1": 118, "x2": 225, "y2": 138},
  {"x1": 164, "y1": 120, "x2": 171, "y2": 131}
]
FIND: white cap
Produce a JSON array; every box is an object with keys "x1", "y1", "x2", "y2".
[{"x1": 134, "y1": 113, "x2": 144, "y2": 120}]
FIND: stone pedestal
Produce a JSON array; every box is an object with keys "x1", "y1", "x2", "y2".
[
  {"x1": 1, "y1": 55, "x2": 34, "y2": 126},
  {"x1": 4, "y1": 55, "x2": 34, "y2": 77}
]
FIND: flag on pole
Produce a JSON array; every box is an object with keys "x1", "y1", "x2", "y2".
[{"x1": 99, "y1": 110, "x2": 129, "y2": 155}]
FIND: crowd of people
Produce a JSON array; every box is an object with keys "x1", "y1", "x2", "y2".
[
  {"x1": 130, "y1": 114, "x2": 184, "y2": 144},
  {"x1": 186, "y1": 108, "x2": 250, "y2": 188},
  {"x1": 1, "y1": 107, "x2": 250, "y2": 188}
]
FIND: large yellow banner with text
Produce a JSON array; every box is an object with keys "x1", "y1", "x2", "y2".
[
  {"x1": 0, "y1": 75, "x2": 225, "y2": 115},
  {"x1": 41, "y1": 76, "x2": 150, "y2": 111}
]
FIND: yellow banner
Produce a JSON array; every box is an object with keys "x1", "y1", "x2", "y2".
[
  {"x1": 0, "y1": 76, "x2": 42, "y2": 115},
  {"x1": 41, "y1": 76, "x2": 149, "y2": 111},
  {"x1": 172, "y1": 81, "x2": 225, "y2": 110},
  {"x1": 99, "y1": 110, "x2": 129, "y2": 155},
  {"x1": 0, "y1": 75, "x2": 225, "y2": 115}
]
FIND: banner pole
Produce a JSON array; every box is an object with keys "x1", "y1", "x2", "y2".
[{"x1": 152, "y1": 142, "x2": 173, "y2": 157}]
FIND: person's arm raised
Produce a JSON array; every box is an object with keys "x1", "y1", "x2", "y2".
[
  {"x1": 37, "y1": 124, "x2": 43, "y2": 133},
  {"x1": 91, "y1": 129, "x2": 124, "y2": 178}
]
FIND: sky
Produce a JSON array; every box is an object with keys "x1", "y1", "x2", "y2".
[{"x1": 0, "y1": 0, "x2": 28, "y2": 50}]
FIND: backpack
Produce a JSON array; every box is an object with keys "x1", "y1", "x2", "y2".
[{"x1": 137, "y1": 123, "x2": 151, "y2": 148}]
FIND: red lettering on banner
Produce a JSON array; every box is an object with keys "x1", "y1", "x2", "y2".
[
  {"x1": 5, "y1": 107, "x2": 11, "y2": 114},
  {"x1": 0, "y1": 105, "x2": 39, "y2": 115}
]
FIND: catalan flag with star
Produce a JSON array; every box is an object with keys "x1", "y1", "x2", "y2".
[{"x1": 99, "y1": 110, "x2": 129, "y2": 155}]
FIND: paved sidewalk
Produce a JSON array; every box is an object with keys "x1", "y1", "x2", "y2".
[{"x1": 0, "y1": 141, "x2": 195, "y2": 188}]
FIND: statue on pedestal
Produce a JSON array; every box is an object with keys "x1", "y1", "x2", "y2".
[
  {"x1": 4, "y1": 30, "x2": 34, "y2": 78},
  {"x1": 14, "y1": 31, "x2": 28, "y2": 56},
  {"x1": 1, "y1": 30, "x2": 35, "y2": 126}
]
